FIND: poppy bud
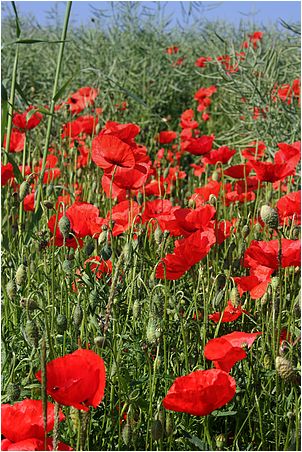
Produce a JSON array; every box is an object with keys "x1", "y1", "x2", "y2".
[
  {"x1": 62, "y1": 259, "x2": 73, "y2": 274},
  {"x1": 212, "y1": 170, "x2": 220, "y2": 181},
  {"x1": 25, "y1": 320, "x2": 39, "y2": 348},
  {"x1": 7, "y1": 383, "x2": 21, "y2": 402},
  {"x1": 154, "y1": 227, "x2": 163, "y2": 245},
  {"x1": 98, "y1": 230, "x2": 107, "y2": 245},
  {"x1": 6, "y1": 279, "x2": 17, "y2": 300},
  {"x1": 291, "y1": 226, "x2": 300, "y2": 240},
  {"x1": 94, "y1": 336, "x2": 106, "y2": 348},
  {"x1": 260, "y1": 205, "x2": 279, "y2": 230},
  {"x1": 57, "y1": 314, "x2": 68, "y2": 334},
  {"x1": 46, "y1": 184, "x2": 54, "y2": 197},
  {"x1": 132, "y1": 300, "x2": 141, "y2": 319},
  {"x1": 165, "y1": 413, "x2": 174, "y2": 437},
  {"x1": 151, "y1": 420, "x2": 164, "y2": 441},
  {"x1": 263, "y1": 354, "x2": 271, "y2": 369},
  {"x1": 275, "y1": 356, "x2": 297, "y2": 383},
  {"x1": 19, "y1": 180, "x2": 30, "y2": 201},
  {"x1": 43, "y1": 200, "x2": 54, "y2": 209},
  {"x1": 209, "y1": 194, "x2": 217, "y2": 206},
  {"x1": 146, "y1": 318, "x2": 157, "y2": 344},
  {"x1": 59, "y1": 215, "x2": 71, "y2": 239},
  {"x1": 84, "y1": 238, "x2": 95, "y2": 257},
  {"x1": 230, "y1": 287, "x2": 240, "y2": 307},
  {"x1": 15, "y1": 264, "x2": 27, "y2": 287},
  {"x1": 122, "y1": 422, "x2": 132, "y2": 446},
  {"x1": 73, "y1": 304, "x2": 83, "y2": 329},
  {"x1": 20, "y1": 298, "x2": 39, "y2": 311},
  {"x1": 287, "y1": 411, "x2": 295, "y2": 420},
  {"x1": 101, "y1": 243, "x2": 112, "y2": 261},
  {"x1": 242, "y1": 224, "x2": 250, "y2": 238},
  {"x1": 216, "y1": 433, "x2": 227, "y2": 449}
]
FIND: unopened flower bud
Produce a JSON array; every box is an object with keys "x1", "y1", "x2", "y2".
[
  {"x1": 73, "y1": 304, "x2": 83, "y2": 329},
  {"x1": 62, "y1": 259, "x2": 73, "y2": 274},
  {"x1": 7, "y1": 383, "x2": 21, "y2": 402},
  {"x1": 19, "y1": 181, "x2": 30, "y2": 201},
  {"x1": 6, "y1": 279, "x2": 17, "y2": 300},
  {"x1": 94, "y1": 336, "x2": 106, "y2": 348},
  {"x1": 122, "y1": 422, "x2": 132, "y2": 446},
  {"x1": 260, "y1": 205, "x2": 279, "y2": 230},
  {"x1": 56, "y1": 314, "x2": 68, "y2": 334},
  {"x1": 25, "y1": 320, "x2": 39, "y2": 348},
  {"x1": 275, "y1": 356, "x2": 297, "y2": 383},
  {"x1": 15, "y1": 264, "x2": 27, "y2": 286},
  {"x1": 101, "y1": 243, "x2": 112, "y2": 261},
  {"x1": 151, "y1": 420, "x2": 164, "y2": 441},
  {"x1": 154, "y1": 227, "x2": 163, "y2": 245},
  {"x1": 59, "y1": 215, "x2": 70, "y2": 239}
]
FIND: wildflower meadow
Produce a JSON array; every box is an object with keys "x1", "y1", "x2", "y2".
[{"x1": 1, "y1": 1, "x2": 301, "y2": 451}]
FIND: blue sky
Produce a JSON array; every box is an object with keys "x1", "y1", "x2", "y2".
[{"x1": 2, "y1": 1, "x2": 301, "y2": 27}]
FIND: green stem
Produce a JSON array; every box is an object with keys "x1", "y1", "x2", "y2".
[
  {"x1": 35, "y1": 1, "x2": 72, "y2": 212},
  {"x1": 4, "y1": 43, "x2": 19, "y2": 163}
]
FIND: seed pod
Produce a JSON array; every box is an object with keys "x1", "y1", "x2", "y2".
[
  {"x1": 132, "y1": 300, "x2": 141, "y2": 319},
  {"x1": 94, "y1": 336, "x2": 106, "y2": 348},
  {"x1": 275, "y1": 356, "x2": 297, "y2": 383},
  {"x1": 69, "y1": 407, "x2": 80, "y2": 432},
  {"x1": 216, "y1": 433, "x2": 227, "y2": 449},
  {"x1": 230, "y1": 287, "x2": 240, "y2": 307},
  {"x1": 20, "y1": 298, "x2": 39, "y2": 311},
  {"x1": 19, "y1": 180, "x2": 30, "y2": 201},
  {"x1": 73, "y1": 304, "x2": 83, "y2": 329},
  {"x1": 165, "y1": 414, "x2": 174, "y2": 437},
  {"x1": 25, "y1": 320, "x2": 39, "y2": 348},
  {"x1": 154, "y1": 227, "x2": 163, "y2": 245},
  {"x1": 84, "y1": 238, "x2": 95, "y2": 257},
  {"x1": 122, "y1": 422, "x2": 132, "y2": 446},
  {"x1": 62, "y1": 259, "x2": 73, "y2": 274},
  {"x1": 242, "y1": 224, "x2": 250, "y2": 238},
  {"x1": 15, "y1": 264, "x2": 27, "y2": 286},
  {"x1": 6, "y1": 279, "x2": 17, "y2": 300},
  {"x1": 7, "y1": 383, "x2": 21, "y2": 402},
  {"x1": 101, "y1": 243, "x2": 112, "y2": 261},
  {"x1": 43, "y1": 200, "x2": 54, "y2": 210},
  {"x1": 151, "y1": 420, "x2": 164, "y2": 441},
  {"x1": 58, "y1": 215, "x2": 70, "y2": 239},
  {"x1": 260, "y1": 205, "x2": 279, "y2": 230},
  {"x1": 56, "y1": 314, "x2": 67, "y2": 334}
]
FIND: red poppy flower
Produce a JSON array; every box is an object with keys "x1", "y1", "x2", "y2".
[
  {"x1": 156, "y1": 229, "x2": 216, "y2": 280},
  {"x1": 180, "y1": 109, "x2": 199, "y2": 129},
  {"x1": 249, "y1": 160, "x2": 296, "y2": 183},
  {"x1": 156, "y1": 131, "x2": 177, "y2": 144},
  {"x1": 1, "y1": 399, "x2": 65, "y2": 443},
  {"x1": 214, "y1": 219, "x2": 233, "y2": 244},
  {"x1": 66, "y1": 87, "x2": 99, "y2": 115},
  {"x1": 274, "y1": 141, "x2": 301, "y2": 167},
  {"x1": 3, "y1": 129, "x2": 25, "y2": 152},
  {"x1": 209, "y1": 300, "x2": 247, "y2": 323},
  {"x1": 101, "y1": 121, "x2": 140, "y2": 146},
  {"x1": 163, "y1": 369, "x2": 236, "y2": 416},
  {"x1": 224, "y1": 190, "x2": 256, "y2": 206},
  {"x1": 13, "y1": 106, "x2": 43, "y2": 131},
  {"x1": 1, "y1": 438, "x2": 73, "y2": 451},
  {"x1": 203, "y1": 146, "x2": 236, "y2": 165},
  {"x1": 166, "y1": 46, "x2": 179, "y2": 55},
  {"x1": 241, "y1": 141, "x2": 266, "y2": 160},
  {"x1": 1, "y1": 162, "x2": 14, "y2": 186},
  {"x1": 181, "y1": 135, "x2": 214, "y2": 155},
  {"x1": 204, "y1": 337, "x2": 247, "y2": 372},
  {"x1": 249, "y1": 31, "x2": 263, "y2": 48},
  {"x1": 277, "y1": 191, "x2": 301, "y2": 225},
  {"x1": 244, "y1": 239, "x2": 301, "y2": 271},
  {"x1": 195, "y1": 56, "x2": 212, "y2": 68},
  {"x1": 61, "y1": 115, "x2": 98, "y2": 139},
  {"x1": 84, "y1": 256, "x2": 112, "y2": 278},
  {"x1": 192, "y1": 180, "x2": 221, "y2": 204},
  {"x1": 36, "y1": 349, "x2": 106, "y2": 411},
  {"x1": 233, "y1": 273, "x2": 271, "y2": 300},
  {"x1": 105, "y1": 200, "x2": 141, "y2": 236},
  {"x1": 224, "y1": 163, "x2": 252, "y2": 179},
  {"x1": 92, "y1": 134, "x2": 135, "y2": 172},
  {"x1": 194, "y1": 85, "x2": 217, "y2": 102}
]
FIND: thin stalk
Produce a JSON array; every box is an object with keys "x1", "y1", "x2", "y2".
[
  {"x1": 35, "y1": 1, "x2": 72, "y2": 212},
  {"x1": 4, "y1": 43, "x2": 19, "y2": 163}
]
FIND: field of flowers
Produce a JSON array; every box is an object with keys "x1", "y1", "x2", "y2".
[{"x1": 1, "y1": 2, "x2": 301, "y2": 451}]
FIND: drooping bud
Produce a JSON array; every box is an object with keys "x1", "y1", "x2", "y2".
[
  {"x1": 15, "y1": 264, "x2": 27, "y2": 286},
  {"x1": 73, "y1": 304, "x2": 83, "y2": 329},
  {"x1": 56, "y1": 314, "x2": 68, "y2": 334},
  {"x1": 151, "y1": 420, "x2": 164, "y2": 441},
  {"x1": 122, "y1": 422, "x2": 132, "y2": 446},
  {"x1": 43, "y1": 200, "x2": 54, "y2": 210},
  {"x1": 101, "y1": 243, "x2": 112, "y2": 261},
  {"x1": 242, "y1": 224, "x2": 250, "y2": 238},
  {"x1": 84, "y1": 238, "x2": 95, "y2": 257},
  {"x1": 94, "y1": 336, "x2": 106, "y2": 348},
  {"x1": 165, "y1": 414, "x2": 174, "y2": 437},
  {"x1": 7, "y1": 383, "x2": 21, "y2": 402},
  {"x1": 275, "y1": 356, "x2": 298, "y2": 383},
  {"x1": 154, "y1": 227, "x2": 163, "y2": 245},
  {"x1": 19, "y1": 180, "x2": 31, "y2": 202},
  {"x1": 132, "y1": 300, "x2": 141, "y2": 320},
  {"x1": 209, "y1": 194, "x2": 217, "y2": 206},
  {"x1": 25, "y1": 320, "x2": 39, "y2": 348},
  {"x1": 6, "y1": 279, "x2": 17, "y2": 300},
  {"x1": 58, "y1": 215, "x2": 71, "y2": 239},
  {"x1": 260, "y1": 205, "x2": 279, "y2": 230},
  {"x1": 230, "y1": 287, "x2": 240, "y2": 307}
]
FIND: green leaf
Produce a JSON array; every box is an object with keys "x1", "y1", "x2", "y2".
[
  {"x1": 53, "y1": 75, "x2": 74, "y2": 102},
  {"x1": 6, "y1": 39, "x2": 68, "y2": 45},
  {"x1": 11, "y1": 1, "x2": 21, "y2": 38},
  {"x1": 188, "y1": 435, "x2": 210, "y2": 450},
  {"x1": 15, "y1": 81, "x2": 30, "y2": 105}
]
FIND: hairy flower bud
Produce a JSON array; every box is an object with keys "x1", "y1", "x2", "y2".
[
  {"x1": 275, "y1": 356, "x2": 298, "y2": 383},
  {"x1": 260, "y1": 205, "x2": 279, "y2": 230},
  {"x1": 59, "y1": 215, "x2": 71, "y2": 239}
]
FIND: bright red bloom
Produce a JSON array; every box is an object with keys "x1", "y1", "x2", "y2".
[
  {"x1": 1, "y1": 438, "x2": 73, "y2": 451},
  {"x1": 13, "y1": 106, "x2": 43, "y2": 131},
  {"x1": 194, "y1": 85, "x2": 217, "y2": 102},
  {"x1": 249, "y1": 31, "x2": 263, "y2": 49},
  {"x1": 275, "y1": 141, "x2": 301, "y2": 167},
  {"x1": 203, "y1": 146, "x2": 236, "y2": 165},
  {"x1": 1, "y1": 162, "x2": 14, "y2": 186},
  {"x1": 209, "y1": 300, "x2": 246, "y2": 323},
  {"x1": 156, "y1": 131, "x2": 177, "y2": 144},
  {"x1": 84, "y1": 256, "x2": 112, "y2": 278},
  {"x1": 61, "y1": 115, "x2": 98, "y2": 139},
  {"x1": 36, "y1": 349, "x2": 106, "y2": 411},
  {"x1": 166, "y1": 46, "x2": 179, "y2": 55},
  {"x1": 241, "y1": 141, "x2": 266, "y2": 161},
  {"x1": 192, "y1": 180, "x2": 221, "y2": 204},
  {"x1": 66, "y1": 87, "x2": 99, "y2": 115},
  {"x1": 204, "y1": 337, "x2": 247, "y2": 372},
  {"x1": 181, "y1": 135, "x2": 214, "y2": 155},
  {"x1": 277, "y1": 191, "x2": 301, "y2": 225},
  {"x1": 249, "y1": 160, "x2": 296, "y2": 183},
  {"x1": 106, "y1": 200, "x2": 141, "y2": 236},
  {"x1": 224, "y1": 163, "x2": 252, "y2": 179},
  {"x1": 156, "y1": 229, "x2": 216, "y2": 280},
  {"x1": 3, "y1": 129, "x2": 25, "y2": 152},
  {"x1": 180, "y1": 109, "x2": 199, "y2": 129},
  {"x1": 233, "y1": 274, "x2": 271, "y2": 300},
  {"x1": 195, "y1": 56, "x2": 212, "y2": 68},
  {"x1": 244, "y1": 239, "x2": 301, "y2": 271},
  {"x1": 163, "y1": 369, "x2": 236, "y2": 416},
  {"x1": 92, "y1": 134, "x2": 135, "y2": 172},
  {"x1": 1, "y1": 399, "x2": 65, "y2": 443},
  {"x1": 23, "y1": 192, "x2": 35, "y2": 211}
]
